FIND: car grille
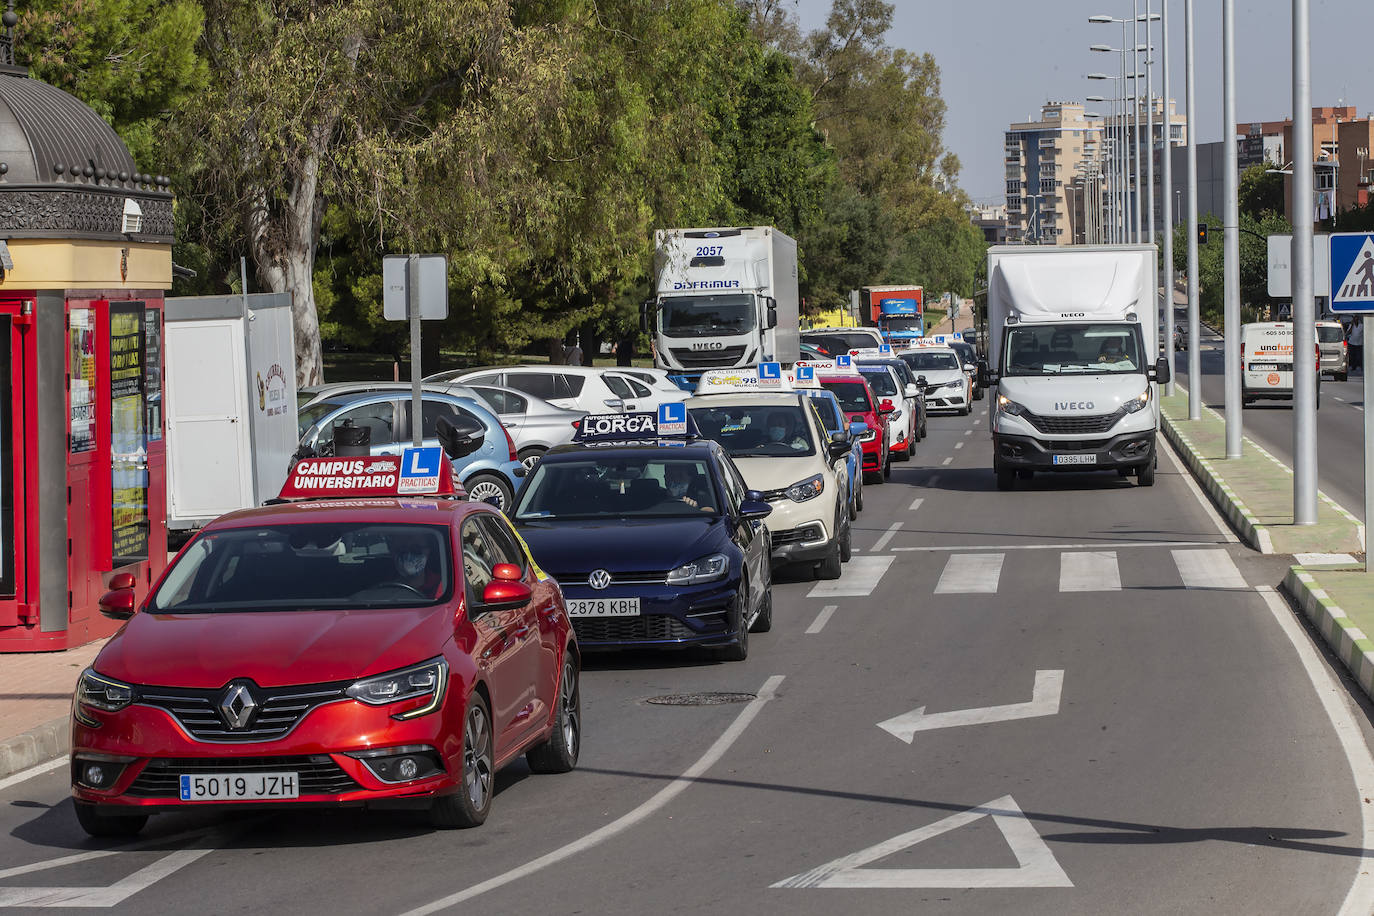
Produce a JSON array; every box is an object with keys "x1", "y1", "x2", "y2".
[
  {"x1": 550, "y1": 570, "x2": 669, "y2": 587},
  {"x1": 771, "y1": 526, "x2": 822, "y2": 546},
  {"x1": 137, "y1": 682, "x2": 350, "y2": 743},
  {"x1": 669, "y1": 346, "x2": 748, "y2": 368},
  {"x1": 572, "y1": 615, "x2": 695, "y2": 642},
  {"x1": 125, "y1": 755, "x2": 360, "y2": 798},
  {"x1": 1038, "y1": 438, "x2": 1109, "y2": 452},
  {"x1": 1022, "y1": 408, "x2": 1123, "y2": 435}
]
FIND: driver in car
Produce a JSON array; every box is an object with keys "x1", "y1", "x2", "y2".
[
  {"x1": 764, "y1": 411, "x2": 809, "y2": 452},
  {"x1": 663, "y1": 463, "x2": 716, "y2": 513},
  {"x1": 389, "y1": 530, "x2": 442, "y2": 598}
]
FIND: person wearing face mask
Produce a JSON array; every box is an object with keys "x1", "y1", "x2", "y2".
[
  {"x1": 663, "y1": 463, "x2": 714, "y2": 512},
  {"x1": 390, "y1": 530, "x2": 441, "y2": 597},
  {"x1": 764, "y1": 411, "x2": 808, "y2": 451},
  {"x1": 1097, "y1": 337, "x2": 1127, "y2": 364}
]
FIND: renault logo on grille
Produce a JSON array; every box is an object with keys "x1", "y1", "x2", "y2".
[
  {"x1": 588, "y1": 569, "x2": 612, "y2": 590},
  {"x1": 219, "y1": 683, "x2": 257, "y2": 730}
]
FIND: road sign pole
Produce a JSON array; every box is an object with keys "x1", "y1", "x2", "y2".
[
  {"x1": 1292, "y1": 0, "x2": 1317, "y2": 525},
  {"x1": 408, "y1": 254, "x2": 423, "y2": 448},
  {"x1": 1367, "y1": 365, "x2": 1373, "y2": 573}
]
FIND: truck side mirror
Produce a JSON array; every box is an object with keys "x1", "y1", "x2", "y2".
[
  {"x1": 976, "y1": 360, "x2": 991, "y2": 389},
  {"x1": 1151, "y1": 356, "x2": 1171, "y2": 386},
  {"x1": 640, "y1": 299, "x2": 654, "y2": 333},
  {"x1": 766, "y1": 297, "x2": 778, "y2": 330}
]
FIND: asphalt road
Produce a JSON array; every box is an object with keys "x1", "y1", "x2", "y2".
[
  {"x1": 4, "y1": 404, "x2": 1374, "y2": 914},
  {"x1": 1175, "y1": 311, "x2": 1367, "y2": 522}
]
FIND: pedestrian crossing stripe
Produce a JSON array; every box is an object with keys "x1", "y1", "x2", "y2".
[{"x1": 1330, "y1": 233, "x2": 1374, "y2": 311}]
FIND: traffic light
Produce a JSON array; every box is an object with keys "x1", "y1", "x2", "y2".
[{"x1": 1198, "y1": 223, "x2": 1209, "y2": 245}]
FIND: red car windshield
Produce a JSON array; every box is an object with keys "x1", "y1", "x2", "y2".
[
  {"x1": 820, "y1": 381, "x2": 874, "y2": 414},
  {"x1": 150, "y1": 523, "x2": 453, "y2": 612}
]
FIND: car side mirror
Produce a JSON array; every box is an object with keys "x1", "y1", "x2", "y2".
[
  {"x1": 480, "y1": 578, "x2": 532, "y2": 612},
  {"x1": 739, "y1": 498, "x2": 772, "y2": 521},
  {"x1": 435, "y1": 414, "x2": 484, "y2": 460},
  {"x1": 904, "y1": 383, "x2": 918, "y2": 397},
  {"x1": 98, "y1": 575, "x2": 137, "y2": 620},
  {"x1": 848, "y1": 421, "x2": 868, "y2": 440},
  {"x1": 915, "y1": 375, "x2": 928, "y2": 391},
  {"x1": 493, "y1": 563, "x2": 522, "y2": 582},
  {"x1": 640, "y1": 299, "x2": 654, "y2": 333},
  {"x1": 1151, "y1": 355, "x2": 1171, "y2": 386},
  {"x1": 879, "y1": 399, "x2": 896, "y2": 415}
]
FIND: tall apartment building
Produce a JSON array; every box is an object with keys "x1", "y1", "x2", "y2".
[
  {"x1": 1004, "y1": 100, "x2": 1185, "y2": 245},
  {"x1": 1276, "y1": 107, "x2": 1374, "y2": 223},
  {"x1": 1003, "y1": 103, "x2": 1102, "y2": 245}
]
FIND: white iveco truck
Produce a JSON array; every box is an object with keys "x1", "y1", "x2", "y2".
[
  {"x1": 646, "y1": 226, "x2": 799, "y2": 384},
  {"x1": 978, "y1": 244, "x2": 1170, "y2": 490}
]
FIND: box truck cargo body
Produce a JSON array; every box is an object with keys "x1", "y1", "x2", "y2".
[
  {"x1": 982, "y1": 245, "x2": 1170, "y2": 489},
  {"x1": 862, "y1": 285, "x2": 924, "y2": 345},
  {"x1": 165, "y1": 292, "x2": 299, "y2": 529},
  {"x1": 648, "y1": 226, "x2": 799, "y2": 383}
]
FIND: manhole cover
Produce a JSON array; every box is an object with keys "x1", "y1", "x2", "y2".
[{"x1": 646, "y1": 692, "x2": 756, "y2": 707}]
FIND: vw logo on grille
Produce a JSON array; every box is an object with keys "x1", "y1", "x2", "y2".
[
  {"x1": 587, "y1": 569, "x2": 612, "y2": 590},
  {"x1": 219, "y1": 683, "x2": 258, "y2": 730}
]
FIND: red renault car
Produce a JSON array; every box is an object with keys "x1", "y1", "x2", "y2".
[
  {"x1": 70, "y1": 449, "x2": 579, "y2": 835},
  {"x1": 814, "y1": 369, "x2": 893, "y2": 484}
]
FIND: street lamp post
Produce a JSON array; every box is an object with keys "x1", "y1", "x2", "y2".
[
  {"x1": 1292, "y1": 0, "x2": 1317, "y2": 524},
  {"x1": 1160, "y1": 0, "x2": 1176, "y2": 397},
  {"x1": 1222, "y1": 0, "x2": 1243, "y2": 458},
  {"x1": 1184, "y1": 0, "x2": 1201, "y2": 420}
]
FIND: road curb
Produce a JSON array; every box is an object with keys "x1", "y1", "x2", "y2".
[
  {"x1": 0, "y1": 716, "x2": 68, "y2": 782},
  {"x1": 1160, "y1": 412, "x2": 1273, "y2": 553},
  {"x1": 1282, "y1": 567, "x2": 1374, "y2": 703}
]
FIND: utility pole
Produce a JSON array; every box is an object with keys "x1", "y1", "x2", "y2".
[{"x1": 1161, "y1": 0, "x2": 1176, "y2": 396}]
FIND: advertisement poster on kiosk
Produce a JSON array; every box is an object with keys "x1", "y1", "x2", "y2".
[{"x1": 110, "y1": 303, "x2": 149, "y2": 566}]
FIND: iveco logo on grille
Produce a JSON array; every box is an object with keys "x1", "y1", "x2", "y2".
[
  {"x1": 1054, "y1": 401, "x2": 1095, "y2": 410},
  {"x1": 219, "y1": 683, "x2": 258, "y2": 730},
  {"x1": 588, "y1": 569, "x2": 612, "y2": 590},
  {"x1": 690, "y1": 341, "x2": 726, "y2": 350}
]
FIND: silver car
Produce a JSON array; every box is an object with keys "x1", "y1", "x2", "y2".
[{"x1": 466, "y1": 384, "x2": 584, "y2": 469}]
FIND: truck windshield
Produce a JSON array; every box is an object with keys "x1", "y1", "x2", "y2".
[
  {"x1": 881, "y1": 317, "x2": 923, "y2": 333},
  {"x1": 660, "y1": 295, "x2": 753, "y2": 337},
  {"x1": 1003, "y1": 324, "x2": 1145, "y2": 376}
]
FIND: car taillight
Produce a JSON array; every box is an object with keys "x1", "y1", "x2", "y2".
[{"x1": 502, "y1": 425, "x2": 518, "y2": 462}]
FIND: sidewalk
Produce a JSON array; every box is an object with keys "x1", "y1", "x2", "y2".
[
  {"x1": 1159, "y1": 389, "x2": 1374, "y2": 704},
  {"x1": 0, "y1": 638, "x2": 106, "y2": 780}
]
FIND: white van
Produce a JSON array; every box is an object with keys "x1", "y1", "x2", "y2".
[{"x1": 1241, "y1": 322, "x2": 1320, "y2": 408}]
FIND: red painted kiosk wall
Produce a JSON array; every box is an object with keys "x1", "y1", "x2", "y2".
[{"x1": 0, "y1": 292, "x2": 168, "y2": 651}]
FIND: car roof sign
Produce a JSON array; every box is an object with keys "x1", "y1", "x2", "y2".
[
  {"x1": 280, "y1": 448, "x2": 458, "y2": 500},
  {"x1": 572, "y1": 410, "x2": 699, "y2": 442},
  {"x1": 697, "y1": 366, "x2": 796, "y2": 394}
]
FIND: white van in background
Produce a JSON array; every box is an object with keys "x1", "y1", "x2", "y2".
[{"x1": 1240, "y1": 322, "x2": 1320, "y2": 408}]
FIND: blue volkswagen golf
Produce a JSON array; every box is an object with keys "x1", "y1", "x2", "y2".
[{"x1": 511, "y1": 411, "x2": 773, "y2": 661}]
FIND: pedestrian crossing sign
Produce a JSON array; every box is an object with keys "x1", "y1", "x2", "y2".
[{"x1": 1330, "y1": 233, "x2": 1374, "y2": 312}]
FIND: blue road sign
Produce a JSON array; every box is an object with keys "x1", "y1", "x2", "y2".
[{"x1": 1330, "y1": 233, "x2": 1374, "y2": 313}]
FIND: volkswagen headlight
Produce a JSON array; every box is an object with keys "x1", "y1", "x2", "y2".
[
  {"x1": 348, "y1": 657, "x2": 448, "y2": 719},
  {"x1": 666, "y1": 554, "x2": 729, "y2": 586},
  {"x1": 858, "y1": 429, "x2": 877, "y2": 442},
  {"x1": 76, "y1": 669, "x2": 133, "y2": 714},
  {"x1": 1122, "y1": 387, "x2": 1151, "y2": 413},
  {"x1": 784, "y1": 474, "x2": 825, "y2": 502},
  {"x1": 997, "y1": 395, "x2": 1027, "y2": 416}
]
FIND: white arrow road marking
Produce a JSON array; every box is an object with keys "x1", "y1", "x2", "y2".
[
  {"x1": 772, "y1": 795, "x2": 1072, "y2": 889},
  {"x1": 877, "y1": 670, "x2": 1064, "y2": 743}
]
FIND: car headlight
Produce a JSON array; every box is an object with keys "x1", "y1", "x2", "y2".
[
  {"x1": 666, "y1": 554, "x2": 729, "y2": 586},
  {"x1": 858, "y1": 429, "x2": 877, "y2": 442},
  {"x1": 1122, "y1": 388, "x2": 1151, "y2": 413},
  {"x1": 784, "y1": 474, "x2": 825, "y2": 502},
  {"x1": 347, "y1": 657, "x2": 448, "y2": 719},
  {"x1": 76, "y1": 669, "x2": 133, "y2": 714},
  {"x1": 943, "y1": 380, "x2": 964, "y2": 390},
  {"x1": 997, "y1": 395, "x2": 1027, "y2": 416}
]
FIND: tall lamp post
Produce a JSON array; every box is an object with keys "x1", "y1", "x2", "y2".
[
  {"x1": 1092, "y1": 12, "x2": 1158, "y2": 241},
  {"x1": 1160, "y1": 0, "x2": 1176, "y2": 396},
  {"x1": 1292, "y1": 0, "x2": 1317, "y2": 524},
  {"x1": 1086, "y1": 95, "x2": 1119, "y2": 242},
  {"x1": 1222, "y1": 0, "x2": 1243, "y2": 457},
  {"x1": 1184, "y1": 0, "x2": 1202, "y2": 420},
  {"x1": 1088, "y1": 72, "x2": 1138, "y2": 242}
]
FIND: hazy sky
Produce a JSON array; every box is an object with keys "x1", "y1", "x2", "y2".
[{"x1": 789, "y1": 0, "x2": 1374, "y2": 203}]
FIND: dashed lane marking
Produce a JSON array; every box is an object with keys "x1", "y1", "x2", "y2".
[
  {"x1": 954, "y1": 441, "x2": 964, "y2": 450},
  {"x1": 805, "y1": 605, "x2": 838, "y2": 634},
  {"x1": 807, "y1": 556, "x2": 896, "y2": 598},
  {"x1": 934, "y1": 553, "x2": 1005, "y2": 594},
  {"x1": 942, "y1": 456, "x2": 953, "y2": 466},
  {"x1": 872, "y1": 523, "x2": 902, "y2": 552},
  {"x1": 908, "y1": 497, "x2": 925, "y2": 512}
]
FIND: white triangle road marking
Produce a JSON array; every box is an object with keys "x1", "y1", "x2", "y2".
[{"x1": 771, "y1": 795, "x2": 1073, "y2": 889}]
